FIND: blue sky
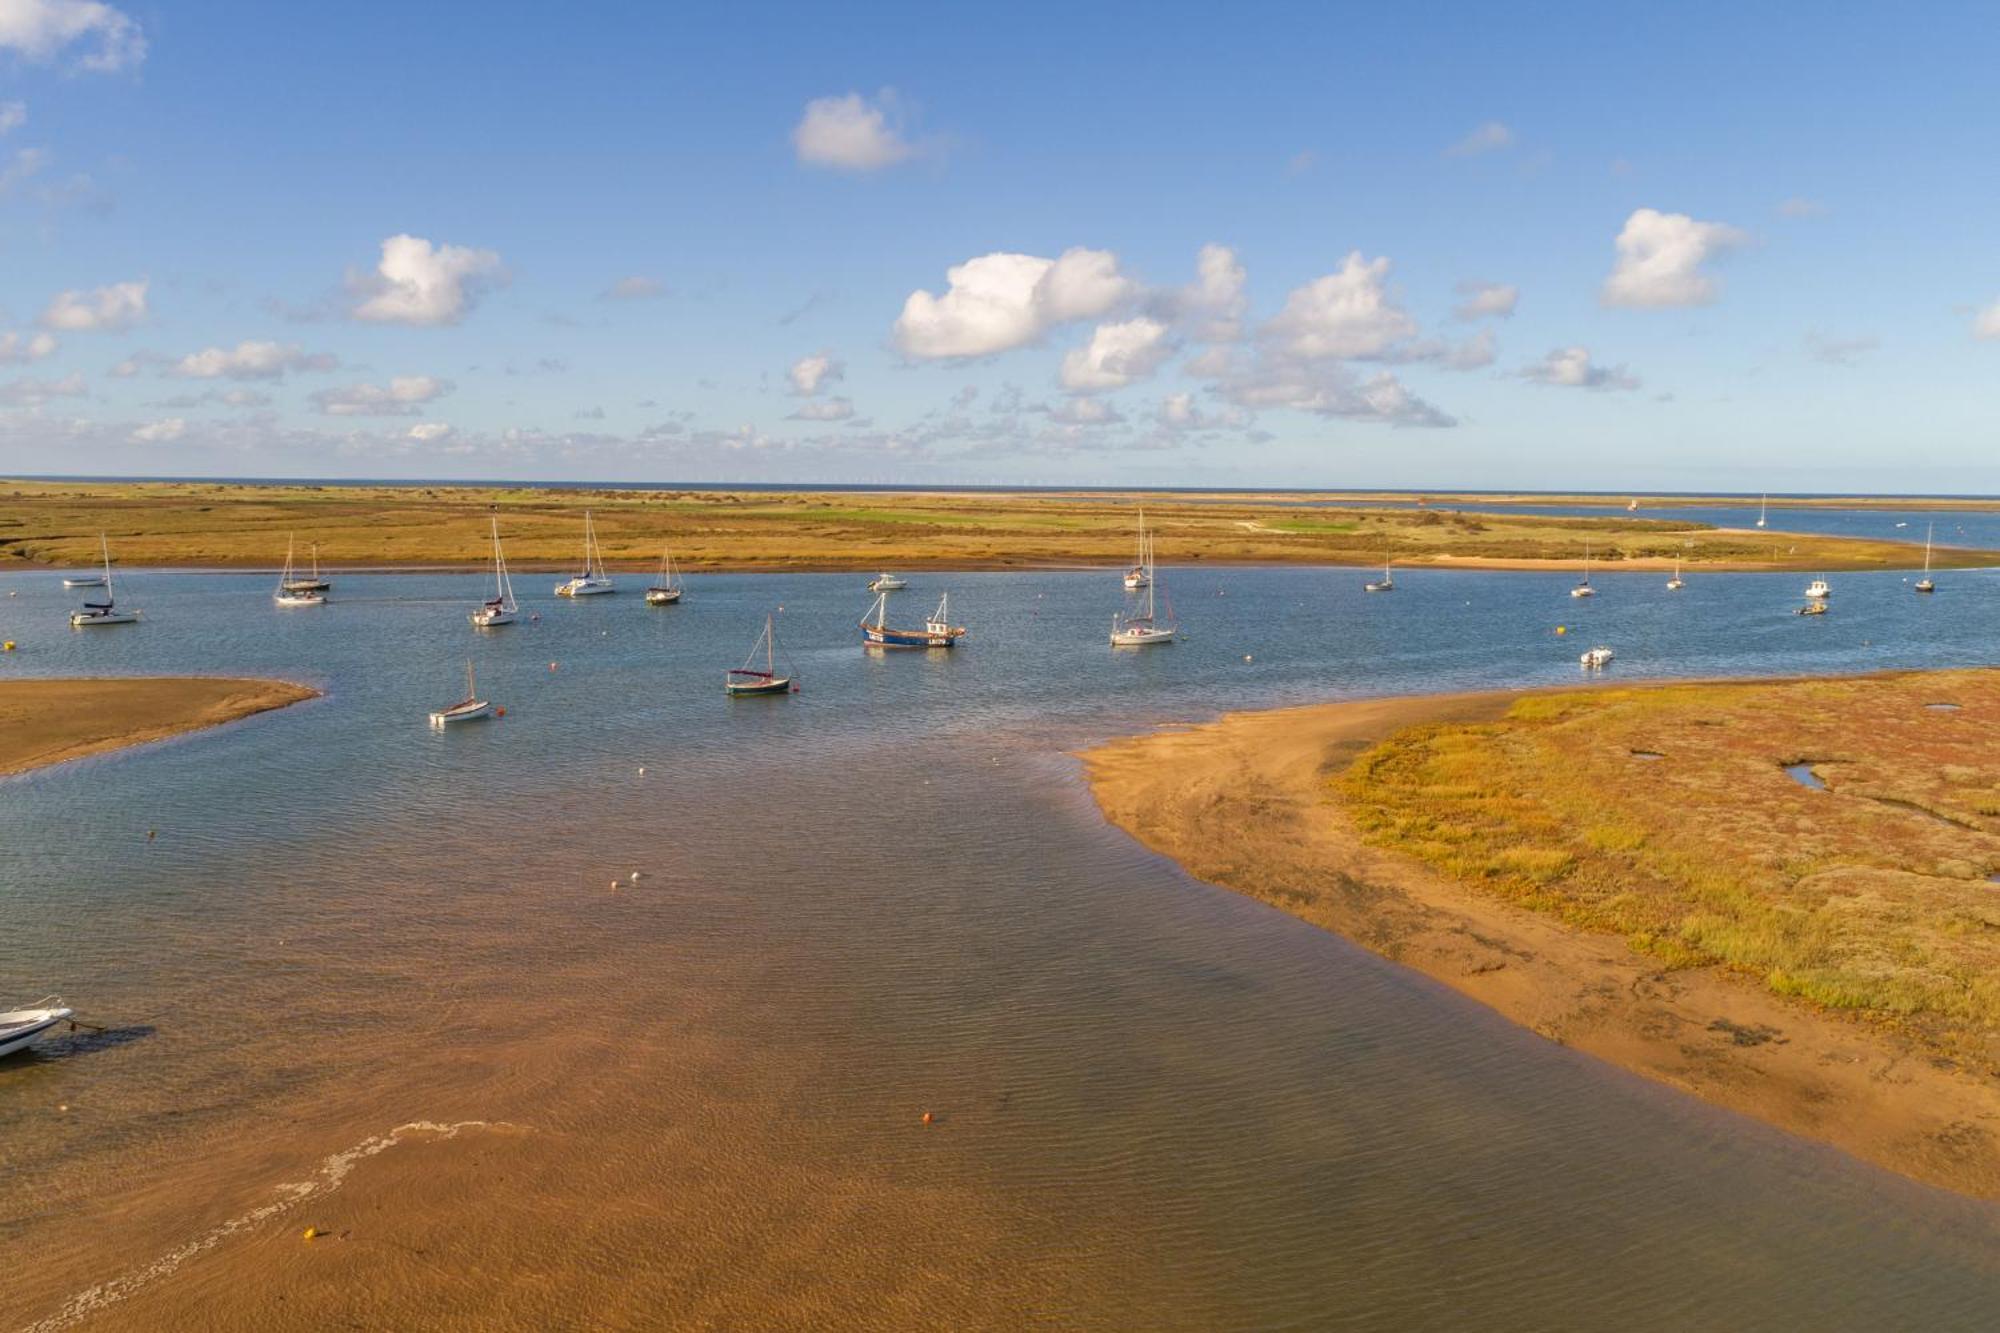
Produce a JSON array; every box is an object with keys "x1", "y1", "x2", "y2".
[{"x1": 1, "y1": 1, "x2": 1996, "y2": 490}]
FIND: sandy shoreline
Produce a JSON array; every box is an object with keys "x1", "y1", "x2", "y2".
[
  {"x1": 0, "y1": 677, "x2": 320, "y2": 777},
  {"x1": 1082, "y1": 688, "x2": 2000, "y2": 1202}
]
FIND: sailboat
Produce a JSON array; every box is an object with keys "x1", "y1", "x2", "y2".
[
  {"x1": 429, "y1": 660, "x2": 493, "y2": 726},
  {"x1": 1123, "y1": 510, "x2": 1152, "y2": 590},
  {"x1": 283, "y1": 542, "x2": 331, "y2": 593},
  {"x1": 646, "y1": 543, "x2": 684, "y2": 605},
  {"x1": 726, "y1": 615, "x2": 796, "y2": 695},
  {"x1": 1112, "y1": 536, "x2": 1175, "y2": 646},
  {"x1": 68, "y1": 534, "x2": 138, "y2": 626},
  {"x1": 1914, "y1": 524, "x2": 1936, "y2": 593},
  {"x1": 1666, "y1": 555, "x2": 1685, "y2": 591},
  {"x1": 1755, "y1": 494, "x2": 1768, "y2": 528},
  {"x1": 1365, "y1": 562, "x2": 1395, "y2": 592},
  {"x1": 274, "y1": 536, "x2": 326, "y2": 607},
  {"x1": 1570, "y1": 544, "x2": 1596, "y2": 598},
  {"x1": 470, "y1": 518, "x2": 518, "y2": 626},
  {"x1": 861, "y1": 591, "x2": 965, "y2": 649},
  {"x1": 554, "y1": 510, "x2": 615, "y2": 596}
]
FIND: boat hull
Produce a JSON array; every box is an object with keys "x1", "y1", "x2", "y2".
[
  {"x1": 556, "y1": 578, "x2": 615, "y2": 597},
  {"x1": 861, "y1": 624, "x2": 961, "y2": 649},
  {"x1": 726, "y1": 676, "x2": 793, "y2": 696},
  {"x1": 430, "y1": 701, "x2": 493, "y2": 727},
  {"x1": 274, "y1": 593, "x2": 325, "y2": 607},
  {"x1": 0, "y1": 1008, "x2": 72, "y2": 1059},
  {"x1": 61, "y1": 577, "x2": 106, "y2": 589},
  {"x1": 69, "y1": 611, "x2": 139, "y2": 627},
  {"x1": 470, "y1": 609, "x2": 516, "y2": 627},
  {"x1": 645, "y1": 587, "x2": 683, "y2": 605},
  {"x1": 283, "y1": 579, "x2": 331, "y2": 593},
  {"x1": 1110, "y1": 628, "x2": 1176, "y2": 647}
]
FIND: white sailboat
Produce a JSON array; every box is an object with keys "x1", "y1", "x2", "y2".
[
  {"x1": 1570, "y1": 544, "x2": 1596, "y2": 598},
  {"x1": 471, "y1": 518, "x2": 518, "y2": 626},
  {"x1": 554, "y1": 510, "x2": 615, "y2": 596},
  {"x1": 68, "y1": 534, "x2": 139, "y2": 626},
  {"x1": 274, "y1": 536, "x2": 326, "y2": 607},
  {"x1": 1123, "y1": 510, "x2": 1152, "y2": 590},
  {"x1": 1112, "y1": 534, "x2": 1175, "y2": 646},
  {"x1": 1914, "y1": 524, "x2": 1936, "y2": 593},
  {"x1": 1755, "y1": 494, "x2": 1768, "y2": 528},
  {"x1": 726, "y1": 615, "x2": 796, "y2": 695},
  {"x1": 429, "y1": 660, "x2": 493, "y2": 726},
  {"x1": 646, "y1": 543, "x2": 684, "y2": 605},
  {"x1": 1365, "y1": 562, "x2": 1395, "y2": 592},
  {"x1": 1666, "y1": 555, "x2": 1685, "y2": 591},
  {"x1": 284, "y1": 542, "x2": 331, "y2": 593}
]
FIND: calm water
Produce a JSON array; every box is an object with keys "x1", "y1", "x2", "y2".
[{"x1": 4, "y1": 564, "x2": 2000, "y2": 1328}]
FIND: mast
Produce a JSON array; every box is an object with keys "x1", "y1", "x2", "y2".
[
  {"x1": 101, "y1": 533, "x2": 114, "y2": 601},
  {"x1": 466, "y1": 659, "x2": 475, "y2": 699},
  {"x1": 311, "y1": 543, "x2": 321, "y2": 580},
  {"x1": 280, "y1": 534, "x2": 295, "y2": 591},
  {"x1": 1924, "y1": 523, "x2": 1933, "y2": 575},
  {"x1": 766, "y1": 615, "x2": 776, "y2": 675}
]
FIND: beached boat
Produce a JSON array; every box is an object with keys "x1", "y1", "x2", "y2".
[
  {"x1": 1915, "y1": 524, "x2": 1935, "y2": 593},
  {"x1": 283, "y1": 542, "x2": 331, "y2": 593},
  {"x1": 647, "y1": 544, "x2": 684, "y2": 605},
  {"x1": 727, "y1": 615, "x2": 795, "y2": 695},
  {"x1": 1805, "y1": 577, "x2": 1831, "y2": 600},
  {"x1": 274, "y1": 536, "x2": 326, "y2": 607},
  {"x1": 1755, "y1": 494, "x2": 1768, "y2": 528},
  {"x1": 1112, "y1": 539, "x2": 1175, "y2": 646},
  {"x1": 1570, "y1": 544, "x2": 1595, "y2": 598},
  {"x1": 429, "y1": 661, "x2": 493, "y2": 726},
  {"x1": 1365, "y1": 563, "x2": 1395, "y2": 592},
  {"x1": 554, "y1": 510, "x2": 615, "y2": 596},
  {"x1": 471, "y1": 517, "x2": 518, "y2": 626},
  {"x1": 1580, "y1": 645, "x2": 1615, "y2": 668},
  {"x1": 867, "y1": 573, "x2": 908, "y2": 592},
  {"x1": 861, "y1": 591, "x2": 965, "y2": 649},
  {"x1": 0, "y1": 997, "x2": 74, "y2": 1059},
  {"x1": 69, "y1": 535, "x2": 138, "y2": 626},
  {"x1": 1666, "y1": 555, "x2": 1685, "y2": 591},
  {"x1": 1123, "y1": 511, "x2": 1153, "y2": 590}
]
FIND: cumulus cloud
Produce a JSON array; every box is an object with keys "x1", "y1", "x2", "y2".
[
  {"x1": 169, "y1": 340, "x2": 338, "y2": 380},
  {"x1": 1060, "y1": 317, "x2": 1172, "y2": 392},
  {"x1": 600, "y1": 275, "x2": 665, "y2": 301},
  {"x1": 1600, "y1": 208, "x2": 1748, "y2": 308},
  {"x1": 349, "y1": 234, "x2": 505, "y2": 325},
  {"x1": 893, "y1": 247, "x2": 1134, "y2": 359},
  {"x1": 788, "y1": 352, "x2": 843, "y2": 395},
  {"x1": 130, "y1": 417, "x2": 187, "y2": 443},
  {"x1": 1442, "y1": 327, "x2": 1497, "y2": 370},
  {"x1": 1804, "y1": 332, "x2": 1878, "y2": 365},
  {"x1": 0, "y1": 0, "x2": 146, "y2": 72},
  {"x1": 788, "y1": 397, "x2": 855, "y2": 422},
  {"x1": 1178, "y1": 243, "x2": 1248, "y2": 342},
  {"x1": 1519, "y1": 346, "x2": 1639, "y2": 391},
  {"x1": 311, "y1": 375, "x2": 453, "y2": 416},
  {"x1": 1446, "y1": 121, "x2": 1514, "y2": 156},
  {"x1": 39, "y1": 278, "x2": 147, "y2": 332},
  {"x1": 407, "y1": 421, "x2": 455, "y2": 443},
  {"x1": 0, "y1": 101, "x2": 23, "y2": 134},
  {"x1": 1974, "y1": 301, "x2": 2000, "y2": 342},
  {"x1": 0, "y1": 329, "x2": 56, "y2": 363},
  {"x1": 1205, "y1": 355, "x2": 1454, "y2": 428},
  {"x1": 792, "y1": 91, "x2": 916, "y2": 171},
  {"x1": 0, "y1": 370, "x2": 86, "y2": 405},
  {"x1": 1264, "y1": 252, "x2": 1416, "y2": 359},
  {"x1": 1047, "y1": 396, "x2": 1124, "y2": 426},
  {"x1": 1453, "y1": 280, "x2": 1518, "y2": 320}
]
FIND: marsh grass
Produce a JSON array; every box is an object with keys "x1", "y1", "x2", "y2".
[{"x1": 1339, "y1": 671, "x2": 2000, "y2": 1069}]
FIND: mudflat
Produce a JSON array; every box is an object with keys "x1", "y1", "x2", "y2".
[
  {"x1": 1082, "y1": 674, "x2": 2000, "y2": 1201},
  {"x1": 0, "y1": 677, "x2": 319, "y2": 776}
]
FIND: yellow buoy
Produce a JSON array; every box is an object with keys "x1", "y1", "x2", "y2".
[
  {"x1": 302, "y1": 1227, "x2": 320, "y2": 1241},
  {"x1": 1555, "y1": 625, "x2": 1567, "y2": 636}
]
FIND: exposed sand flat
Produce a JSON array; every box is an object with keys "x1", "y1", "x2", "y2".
[
  {"x1": 1082, "y1": 683, "x2": 2000, "y2": 1201},
  {"x1": 0, "y1": 676, "x2": 318, "y2": 776}
]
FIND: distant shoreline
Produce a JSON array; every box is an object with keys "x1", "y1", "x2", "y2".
[{"x1": 0, "y1": 677, "x2": 319, "y2": 777}]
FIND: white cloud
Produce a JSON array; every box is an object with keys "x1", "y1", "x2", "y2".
[
  {"x1": 312, "y1": 375, "x2": 453, "y2": 416},
  {"x1": 600, "y1": 275, "x2": 665, "y2": 301},
  {"x1": 407, "y1": 421, "x2": 456, "y2": 443},
  {"x1": 792, "y1": 91, "x2": 915, "y2": 171},
  {"x1": 1804, "y1": 332, "x2": 1878, "y2": 365},
  {"x1": 1974, "y1": 301, "x2": 2000, "y2": 342},
  {"x1": 893, "y1": 247, "x2": 1134, "y2": 359},
  {"x1": 1060, "y1": 316, "x2": 1171, "y2": 392},
  {"x1": 0, "y1": 370, "x2": 86, "y2": 405},
  {"x1": 0, "y1": 101, "x2": 24, "y2": 135},
  {"x1": 788, "y1": 352, "x2": 843, "y2": 395},
  {"x1": 1179, "y1": 243, "x2": 1247, "y2": 341},
  {"x1": 788, "y1": 397, "x2": 855, "y2": 422},
  {"x1": 1264, "y1": 252, "x2": 1416, "y2": 359},
  {"x1": 130, "y1": 417, "x2": 186, "y2": 443},
  {"x1": 1447, "y1": 121, "x2": 1514, "y2": 156},
  {"x1": 349, "y1": 234, "x2": 504, "y2": 325},
  {"x1": 38, "y1": 278, "x2": 146, "y2": 332},
  {"x1": 0, "y1": 0, "x2": 146, "y2": 72},
  {"x1": 1453, "y1": 280, "x2": 1518, "y2": 320},
  {"x1": 1519, "y1": 346, "x2": 1639, "y2": 391},
  {"x1": 1600, "y1": 208, "x2": 1748, "y2": 308},
  {"x1": 1206, "y1": 355, "x2": 1454, "y2": 428},
  {"x1": 1442, "y1": 327, "x2": 1497, "y2": 371},
  {"x1": 169, "y1": 340, "x2": 338, "y2": 380},
  {"x1": 1048, "y1": 396, "x2": 1123, "y2": 426},
  {"x1": 0, "y1": 329, "x2": 56, "y2": 363}
]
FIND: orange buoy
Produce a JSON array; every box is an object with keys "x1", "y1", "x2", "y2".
[
  {"x1": 495, "y1": 707, "x2": 506, "y2": 717},
  {"x1": 549, "y1": 661, "x2": 558, "y2": 671},
  {"x1": 921, "y1": 1111, "x2": 934, "y2": 1125}
]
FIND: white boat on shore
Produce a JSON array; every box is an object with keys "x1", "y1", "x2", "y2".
[
  {"x1": 471, "y1": 518, "x2": 518, "y2": 627},
  {"x1": 555, "y1": 510, "x2": 615, "y2": 596},
  {"x1": 0, "y1": 997, "x2": 74, "y2": 1059}
]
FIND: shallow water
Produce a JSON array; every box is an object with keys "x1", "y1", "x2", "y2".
[{"x1": 4, "y1": 564, "x2": 2000, "y2": 1328}]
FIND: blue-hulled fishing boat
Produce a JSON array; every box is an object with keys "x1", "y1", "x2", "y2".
[{"x1": 860, "y1": 591, "x2": 965, "y2": 649}]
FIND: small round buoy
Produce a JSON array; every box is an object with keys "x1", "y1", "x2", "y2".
[
  {"x1": 549, "y1": 661, "x2": 558, "y2": 671},
  {"x1": 58, "y1": 1103, "x2": 68, "y2": 1113},
  {"x1": 629, "y1": 871, "x2": 641, "y2": 883},
  {"x1": 1555, "y1": 625, "x2": 1567, "y2": 636},
  {"x1": 638, "y1": 766, "x2": 647, "y2": 775},
  {"x1": 494, "y1": 707, "x2": 505, "y2": 717},
  {"x1": 1243, "y1": 654, "x2": 1253, "y2": 662},
  {"x1": 2, "y1": 640, "x2": 13, "y2": 651},
  {"x1": 610, "y1": 880, "x2": 619, "y2": 890},
  {"x1": 921, "y1": 1111, "x2": 934, "y2": 1125}
]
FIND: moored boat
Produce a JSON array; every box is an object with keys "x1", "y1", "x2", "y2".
[
  {"x1": 1805, "y1": 577, "x2": 1831, "y2": 600},
  {"x1": 0, "y1": 997, "x2": 74, "y2": 1059},
  {"x1": 471, "y1": 517, "x2": 518, "y2": 626},
  {"x1": 274, "y1": 536, "x2": 326, "y2": 607},
  {"x1": 1666, "y1": 555, "x2": 1685, "y2": 591},
  {"x1": 646, "y1": 543, "x2": 684, "y2": 605},
  {"x1": 1112, "y1": 534, "x2": 1175, "y2": 646},
  {"x1": 69, "y1": 534, "x2": 139, "y2": 626},
  {"x1": 429, "y1": 660, "x2": 493, "y2": 726},
  {"x1": 727, "y1": 614, "x2": 796, "y2": 695},
  {"x1": 1365, "y1": 562, "x2": 1395, "y2": 592},
  {"x1": 867, "y1": 573, "x2": 907, "y2": 592},
  {"x1": 1570, "y1": 544, "x2": 1595, "y2": 598},
  {"x1": 1123, "y1": 510, "x2": 1153, "y2": 590},
  {"x1": 555, "y1": 510, "x2": 615, "y2": 596},
  {"x1": 1914, "y1": 524, "x2": 1936, "y2": 593},
  {"x1": 861, "y1": 591, "x2": 965, "y2": 649},
  {"x1": 283, "y1": 542, "x2": 331, "y2": 593},
  {"x1": 1580, "y1": 645, "x2": 1615, "y2": 668}
]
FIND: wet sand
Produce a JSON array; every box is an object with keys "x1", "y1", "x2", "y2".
[
  {"x1": 0, "y1": 678, "x2": 318, "y2": 777},
  {"x1": 1082, "y1": 688, "x2": 2000, "y2": 1201}
]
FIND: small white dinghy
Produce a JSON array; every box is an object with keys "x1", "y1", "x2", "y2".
[
  {"x1": 430, "y1": 661, "x2": 494, "y2": 727},
  {"x1": 1580, "y1": 645, "x2": 1615, "y2": 669},
  {"x1": 867, "y1": 572, "x2": 908, "y2": 592},
  {"x1": 0, "y1": 996, "x2": 74, "y2": 1059}
]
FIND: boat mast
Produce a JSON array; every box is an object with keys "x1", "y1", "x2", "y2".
[
  {"x1": 1924, "y1": 523, "x2": 1933, "y2": 575},
  {"x1": 101, "y1": 533, "x2": 114, "y2": 601},
  {"x1": 766, "y1": 615, "x2": 776, "y2": 675}
]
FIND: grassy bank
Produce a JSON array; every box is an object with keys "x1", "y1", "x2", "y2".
[
  {"x1": 1340, "y1": 671, "x2": 2000, "y2": 1070},
  {"x1": 0, "y1": 479, "x2": 1980, "y2": 573}
]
